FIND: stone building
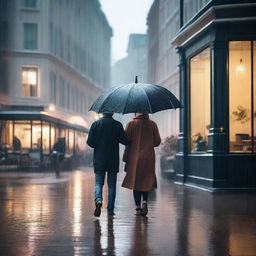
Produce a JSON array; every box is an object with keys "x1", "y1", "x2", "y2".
[
  {"x1": 147, "y1": 0, "x2": 180, "y2": 139},
  {"x1": 0, "y1": 0, "x2": 112, "y2": 165},
  {"x1": 112, "y1": 33, "x2": 148, "y2": 86}
]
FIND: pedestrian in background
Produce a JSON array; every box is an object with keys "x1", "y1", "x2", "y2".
[
  {"x1": 87, "y1": 113, "x2": 128, "y2": 217},
  {"x1": 122, "y1": 113, "x2": 161, "y2": 216}
]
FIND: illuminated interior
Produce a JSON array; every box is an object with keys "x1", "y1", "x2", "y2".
[
  {"x1": 229, "y1": 41, "x2": 256, "y2": 152},
  {"x1": 22, "y1": 67, "x2": 38, "y2": 97},
  {"x1": 190, "y1": 48, "x2": 211, "y2": 152},
  {"x1": 0, "y1": 120, "x2": 87, "y2": 156},
  {"x1": 14, "y1": 120, "x2": 31, "y2": 151}
]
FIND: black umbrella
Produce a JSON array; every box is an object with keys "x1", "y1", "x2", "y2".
[{"x1": 89, "y1": 77, "x2": 182, "y2": 114}]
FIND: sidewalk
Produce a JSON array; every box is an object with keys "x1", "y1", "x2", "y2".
[{"x1": 0, "y1": 168, "x2": 255, "y2": 256}]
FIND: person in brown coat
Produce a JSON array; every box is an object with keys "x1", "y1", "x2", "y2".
[{"x1": 122, "y1": 113, "x2": 161, "y2": 216}]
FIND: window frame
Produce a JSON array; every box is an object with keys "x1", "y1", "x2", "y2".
[
  {"x1": 23, "y1": 23, "x2": 38, "y2": 50},
  {"x1": 228, "y1": 40, "x2": 256, "y2": 154},
  {"x1": 188, "y1": 45, "x2": 212, "y2": 153}
]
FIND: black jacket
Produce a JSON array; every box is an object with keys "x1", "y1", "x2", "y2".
[{"x1": 87, "y1": 116, "x2": 128, "y2": 173}]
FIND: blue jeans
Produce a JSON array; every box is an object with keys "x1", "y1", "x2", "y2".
[{"x1": 95, "y1": 172, "x2": 117, "y2": 213}]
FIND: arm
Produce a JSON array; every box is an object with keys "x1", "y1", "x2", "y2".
[
  {"x1": 87, "y1": 122, "x2": 97, "y2": 148},
  {"x1": 118, "y1": 123, "x2": 129, "y2": 146},
  {"x1": 152, "y1": 122, "x2": 161, "y2": 147},
  {"x1": 122, "y1": 122, "x2": 132, "y2": 162}
]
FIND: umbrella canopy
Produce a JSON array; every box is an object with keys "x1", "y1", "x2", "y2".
[{"x1": 89, "y1": 77, "x2": 182, "y2": 114}]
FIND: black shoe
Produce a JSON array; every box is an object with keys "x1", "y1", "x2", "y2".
[
  {"x1": 141, "y1": 202, "x2": 148, "y2": 216},
  {"x1": 108, "y1": 211, "x2": 115, "y2": 216},
  {"x1": 94, "y1": 201, "x2": 102, "y2": 217}
]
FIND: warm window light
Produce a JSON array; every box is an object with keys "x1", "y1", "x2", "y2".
[
  {"x1": 28, "y1": 71, "x2": 37, "y2": 85},
  {"x1": 236, "y1": 58, "x2": 245, "y2": 72}
]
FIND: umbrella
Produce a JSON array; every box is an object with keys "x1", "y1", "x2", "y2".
[{"x1": 89, "y1": 76, "x2": 182, "y2": 114}]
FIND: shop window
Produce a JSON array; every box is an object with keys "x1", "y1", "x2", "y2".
[
  {"x1": 42, "y1": 122, "x2": 50, "y2": 154},
  {"x1": 75, "y1": 131, "x2": 87, "y2": 155},
  {"x1": 68, "y1": 130, "x2": 74, "y2": 155},
  {"x1": 0, "y1": 121, "x2": 13, "y2": 152},
  {"x1": 32, "y1": 121, "x2": 41, "y2": 150},
  {"x1": 50, "y1": 124, "x2": 56, "y2": 151},
  {"x1": 14, "y1": 121, "x2": 31, "y2": 152},
  {"x1": 190, "y1": 48, "x2": 211, "y2": 152},
  {"x1": 22, "y1": 67, "x2": 39, "y2": 97},
  {"x1": 229, "y1": 41, "x2": 256, "y2": 152}
]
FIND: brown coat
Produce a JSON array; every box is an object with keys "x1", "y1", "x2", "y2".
[{"x1": 122, "y1": 113, "x2": 161, "y2": 191}]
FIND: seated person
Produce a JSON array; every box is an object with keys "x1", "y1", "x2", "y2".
[{"x1": 13, "y1": 136, "x2": 22, "y2": 151}]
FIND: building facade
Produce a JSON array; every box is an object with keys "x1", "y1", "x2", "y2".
[
  {"x1": 112, "y1": 34, "x2": 148, "y2": 86},
  {"x1": 0, "y1": 0, "x2": 112, "y2": 166},
  {"x1": 172, "y1": 0, "x2": 256, "y2": 189},
  {"x1": 147, "y1": 0, "x2": 180, "y2": 139}
]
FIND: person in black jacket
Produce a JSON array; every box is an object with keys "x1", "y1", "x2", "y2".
[{"x1": 87, "y1": 113, "x2": 128, "y2": 217}]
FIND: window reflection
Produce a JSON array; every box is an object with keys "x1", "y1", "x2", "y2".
[
  {"x1": 190, "y1": 48, "x2": 211, "y2": 152},
  {"x1": 229, "y1": 41, "x2": 252, "y2": 152}
]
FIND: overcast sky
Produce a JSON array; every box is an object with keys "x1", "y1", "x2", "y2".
[{"x1": 100, "y1": 0, "x2": 154, "y2": 64}]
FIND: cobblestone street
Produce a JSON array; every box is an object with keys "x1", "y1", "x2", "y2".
[{"x1": 0, "y1": 168, "x2": 256, "y2": 256}]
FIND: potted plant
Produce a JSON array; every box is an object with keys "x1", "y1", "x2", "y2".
[
  {"x1": 160, "y1": 135, "x2": 178, "y2": 173},
  {"x1": 192, "y1": 133, "x2": 206, "y2": 151}
]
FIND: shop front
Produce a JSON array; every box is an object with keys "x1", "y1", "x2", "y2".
[
  {"x1": 0, "y1": 111, "x2": 88, "y2": 169},
  {"x1": 173, "y1": 0, "x2": 256, "y2": 189}
]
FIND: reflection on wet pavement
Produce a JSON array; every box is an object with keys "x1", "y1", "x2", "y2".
[{"x1": 0, "y1": 168, "x2": 256, "y2": 256}]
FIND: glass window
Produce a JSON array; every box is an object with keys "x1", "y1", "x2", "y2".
[
  {"x1": 22, "y1": 67, "x2": 39, "y2": 97},
  {"x1": 190, "y1": 48, "x2": 211, "y2": 152},
  {"x1": 23, "y1": 0, "x2": 37, "y2": 8},
  {"x1": 42, "y1": 122, "x2": 50, "y2": 154},
  {"x1": 229, "y1": 41, "x2": 253, "y2": 152},
  {"x1": 14, "y1": 121, "x2": 31, "y2": 152},
  {"x1": 68, "y1": 130, "x2": 74, "y2": 155},
  {"x1": 50, "y1": 124, "x2": 56, "y2": 151},
  {"x1": 24, "y1": 23, "x2": 38, "y2": 50},
  {"x1": 75, "y1": 131, "x2": 87, "y2": 155},
  {"x1": 32, "y1": 121, "x2": 41, "y2": 150},
  {"x1": 0, "y1": 121, "x2": 13, "y2": 151}
]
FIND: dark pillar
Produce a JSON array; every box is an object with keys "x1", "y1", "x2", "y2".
[
  {"x1": 207, "y1": 40, "x2": 228, "y2": 154},
  {"x1": 176, "y1": 47, "x2": 188, "y2": 183},
  {"x1": 207, "y1": 40, "x2": 228, "y2": 187}
]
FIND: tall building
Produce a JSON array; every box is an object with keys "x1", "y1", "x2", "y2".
[
  {"x1": 147, "y1": 0, "x2": 180, "y2": 139},
  {"x1": 0, "y1": 0, "x2": 112, "y2": 165},
  {"x1": 112, "y1": 34, "x2": 148, "y2": 86}
]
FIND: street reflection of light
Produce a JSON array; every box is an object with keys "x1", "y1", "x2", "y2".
[
  {"x1": 100, "y1": 219, "x2": 108, "y2": 250},
  {"x1": 72, "y1": 172, "x2": 82, "y2": 238}
]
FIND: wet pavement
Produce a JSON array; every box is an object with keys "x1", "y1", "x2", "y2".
[{"x1": 0, "y1": 168, "x2": 256, "y2": 256}]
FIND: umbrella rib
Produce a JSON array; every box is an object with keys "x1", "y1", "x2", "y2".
[
  {"x1": 141, "y1": 85, "x2": 153, "y2": 113},
  {"x1": 98, "y1": 85, "x2": 127, "y2": 113},
  {"x1": 122, "y1": 84, "x2": 135, "y2": 114},
  {"x1": 155, "y1": 86, "x2": 177, "y2": 109}
]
